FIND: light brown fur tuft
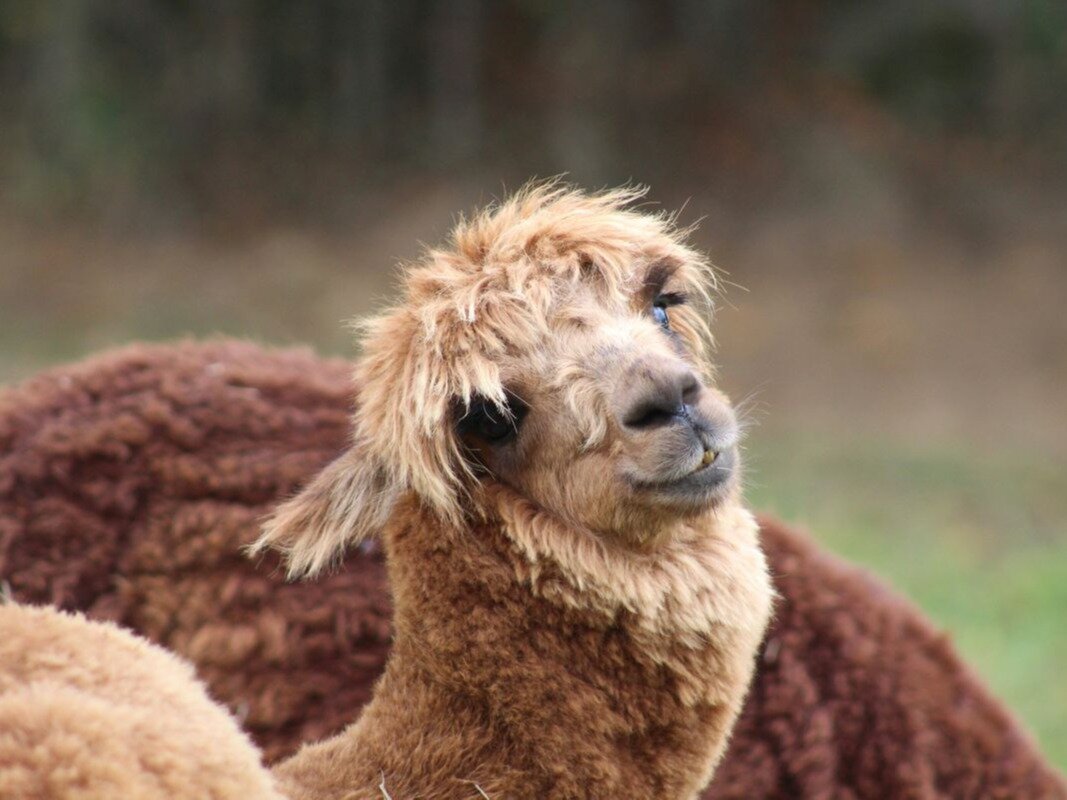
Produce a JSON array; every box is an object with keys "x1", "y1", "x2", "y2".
[{"x1": 253, "y1": 444, "x2": 397, "y2": 579}]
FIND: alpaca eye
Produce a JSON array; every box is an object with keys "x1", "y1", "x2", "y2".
[
  {"x1": 652, "y1": 303, "x2": 670, "y2": 329},
  {"x1": 478, "y1": 410, "x2": 514, "y2": 442},
  {"x1": 652, "y1": 292, "x2": 684, "y2": 330},
  {"x1": 457, "y1": 393, "x2": 528, "y2": 445}
]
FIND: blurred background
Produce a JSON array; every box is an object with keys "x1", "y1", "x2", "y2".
[{"x1": 1, "y1": 0, "x2": 1065, "y2": 767}]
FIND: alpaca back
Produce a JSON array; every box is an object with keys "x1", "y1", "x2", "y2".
[{"x1": 0, "y1": 340, "x2": 388, "y2": 758}]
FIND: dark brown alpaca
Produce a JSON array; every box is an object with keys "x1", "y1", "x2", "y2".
[{"x1": 2, "y1": 340, "x2": 1064, "y2": 798}]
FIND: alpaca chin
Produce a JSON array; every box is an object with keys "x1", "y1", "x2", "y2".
[{"x1": 484, "y1": 482, "x2": 773, "y2": 642}]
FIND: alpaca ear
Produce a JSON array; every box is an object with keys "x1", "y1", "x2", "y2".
[{"x1": 249, "y1": 444, "x2": 398, "y2": 579}]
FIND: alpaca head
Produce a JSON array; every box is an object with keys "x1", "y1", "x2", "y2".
[{"x1": 258, "y1": 183, "x2": 745, "y2": 577}]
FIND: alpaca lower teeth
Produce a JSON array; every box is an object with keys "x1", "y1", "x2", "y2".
[{"x1": 701, "y1": 450, "x2": 718, "y2": 466}]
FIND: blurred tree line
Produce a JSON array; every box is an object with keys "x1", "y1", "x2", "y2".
[{"x1": 1, "y1": 0, "x2": 1064, "y2": 223}]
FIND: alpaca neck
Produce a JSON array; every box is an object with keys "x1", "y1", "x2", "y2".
[{"x1": 275, "y1": 493, "x2": 772, "y2": 800}]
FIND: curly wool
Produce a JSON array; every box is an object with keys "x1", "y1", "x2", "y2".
[
  {"x1": 1, "y1": 340, "x2": 1064, "y2": 799},
  {"x1": 0, "y1": 604, "x2": 283, "y2": 800}
]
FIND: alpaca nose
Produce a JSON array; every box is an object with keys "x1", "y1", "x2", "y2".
[{"x1": 621, "y1": 366, "x2": 702, "y2": 430}]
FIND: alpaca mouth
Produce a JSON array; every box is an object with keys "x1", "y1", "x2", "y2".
[
  {"x1": 697, "y1": 448, "x2": 720, "y2": 470},
  {"x1": 629, "y1": 446, "x2": 737, "y2": 504}
]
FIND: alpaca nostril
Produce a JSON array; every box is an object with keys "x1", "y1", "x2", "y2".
[
  {"x1": 624, "y1": 402, "x2": 679, "y2": 430},
  {"x1": 622, "y1": 369, "x2": 700, "y2": 430}
]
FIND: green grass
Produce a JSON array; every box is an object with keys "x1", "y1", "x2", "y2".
[{"x1": 745, "y1": 433, "x2": 1067, "y2": 771}]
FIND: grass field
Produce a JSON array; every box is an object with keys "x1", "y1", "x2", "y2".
[{"x1": 746, "y1": 432, "x2": 1067, "y2": 770}]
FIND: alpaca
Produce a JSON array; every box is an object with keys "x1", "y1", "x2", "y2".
[
  {"x1": 0, "y1": 603, "x2": 282, "y2": 800},
  {"x1": 250, "y1": 184, "x2": 775, "y2": 799}
]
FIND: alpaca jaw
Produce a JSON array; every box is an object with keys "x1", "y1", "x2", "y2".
[{"x1": 624, "y1": 443, "x2": 738, "y2": 510}]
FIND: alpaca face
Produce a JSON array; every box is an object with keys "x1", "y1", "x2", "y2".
[
  {"x1": 455, "y1": 273, "x2": 740, "y2": 544},
  {"x1": 257, "y1": 184, "x2": 746, "y2": 575}
]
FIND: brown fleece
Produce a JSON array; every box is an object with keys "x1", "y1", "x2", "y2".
[
  {"x1": 0, "y1": 340, "x2": 391, "y2": 754},
  {"x1": 271, "y1": 493, "x2": 767, "y2": 799},
  {"x1": 2, "y1": 340, "x2": 1065, "y2": 799},
  {"x1": 0, "y1": 604, "x2": 282, "y2": 800}
]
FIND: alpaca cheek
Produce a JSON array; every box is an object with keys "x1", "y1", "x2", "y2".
[{"x1": 553, "y1": 455, "x2": 630, "y2": 533}]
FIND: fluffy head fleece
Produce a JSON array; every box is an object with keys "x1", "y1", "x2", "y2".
[
  {"x1": 251, "y1": 185, "x2": 775, "y2": 799},
  {"x1": 0, "y1": 604, "x2": 282, "y2": 800}
]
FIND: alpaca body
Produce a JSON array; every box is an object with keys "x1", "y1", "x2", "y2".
[{"x1": 276, "y1": 495, "x2": 770, "y2": 799}]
